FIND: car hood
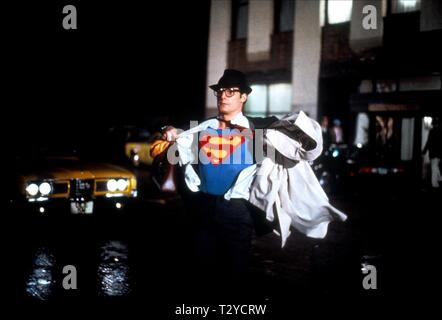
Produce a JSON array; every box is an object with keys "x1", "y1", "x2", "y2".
[{"x1": 18, "y1": 162, "x2": 134, "y2": 181}]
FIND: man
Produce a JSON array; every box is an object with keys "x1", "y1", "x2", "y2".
[
  {"x1": 330, "y1": 118, "x2": 344, "y2": 144},
  {"x1": 320, "y1": 115, "x2": 331, "y2": 149},
  {"x1": 422, "y1": 117, "x2": 442, "y2": 189},
  {"x1": 153, "y1": 69, "x2": 346, "y2": 283},
  {"x1": 160, "y1": 69, "x2": 277, "y2": 280}
]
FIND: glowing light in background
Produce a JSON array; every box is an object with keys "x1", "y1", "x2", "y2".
[{"x1": 328, "y1": 0, "x2": 353, "y2": 24}]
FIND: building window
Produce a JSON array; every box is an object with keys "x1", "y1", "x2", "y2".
[
  {"x1": 375, "y1": 115, "x2": 396, "y2": 159},
  {"x1": 391, "y1": 0, "x2": 421, "y2": 14},
  {"x1": 274, "y1": 0, "x2": 295, "y2": 33},
  {"x1": 320, "y1": 0, "x2": 326, "y2": 26},
  {"x1": 327, "y1": 0, "x2": 353, "y2": 24},
  {"x1": 401, "y1": 118, "x2": 414, "y2": 161},
  {"x1": 399, "y1": 76, "x2": 441, "y2": 91},
  {"x1": 232, "y1": 0, "x2": 249, "y2": 40},
  {"x1": 245, "y1": 83, "x2": 292, "y2": 117},
  {"x1": 375, "y1": 79, "x2": 398, "y2": 93},
  {"x1": 354, "y1": 113, "x2": 369, "y2": 146},
  {"x1": 382, "y1": 0, "x2": 388, "y2": 17}
]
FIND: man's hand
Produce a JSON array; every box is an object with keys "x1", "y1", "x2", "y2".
[
  {"x1": 162, "y1": 126, "x2": 179, "y2": 142},
  {"x1": 150, "y1": 140, "x2": 171, "y2": 158}
]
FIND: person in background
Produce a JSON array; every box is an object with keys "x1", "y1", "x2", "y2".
[
  {"x1": 320, "y1": 115, "x2": 331, "y2": 149},
  {"x1": 422, "y1": 117, "x2": 442, "y2": 189},
  {"x1": 330, "y1": 118, "x2": 344, "y2": 144}
]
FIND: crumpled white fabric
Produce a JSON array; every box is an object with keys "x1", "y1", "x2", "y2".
[
  {"x1": 249, "y1": 158, "x2": 347, "y2": 247},
  {"x1": 249, "y1": 112, "x2": 347, "y2": 247}
]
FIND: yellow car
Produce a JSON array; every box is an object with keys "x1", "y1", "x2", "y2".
[
  {"x1": 125, "y1": 141, "x2": 154, "y2": 167},
  {"x1": 124, "y1": 131, "x2": 162, "y2": 167},
  {"x1": 12, "y1": 156, "x2": 137, "y2": 215}
]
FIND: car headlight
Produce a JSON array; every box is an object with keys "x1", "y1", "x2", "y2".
[
  {"x1": 26, "y1": 183, "x2": 39, "y2": 196},
  {"x1": 107, "y1": 179, "x2": 118, "y2": 192},
  {"x1": 116, "y1": 179, "x2": 128, "y2": 191},
  {"x1": 39, "y1": 182, "x2": 52, "y2": 195}
]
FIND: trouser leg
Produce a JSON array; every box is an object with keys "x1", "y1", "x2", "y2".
[
  {"x1": 214, "y1": 198, "x2": 253, "y2": 277},
  {"x1": 431, "y1": 158, "x2": 441, "y2": 188},
  {"x1": 192, "y1": 195, "x2": 253, "y2": 287}
]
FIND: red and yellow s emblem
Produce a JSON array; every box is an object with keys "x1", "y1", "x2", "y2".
[{"x1": 199, "y1": 134, "x2": 245, "y2": 165}]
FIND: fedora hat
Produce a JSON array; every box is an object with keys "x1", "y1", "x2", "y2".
[{"x1": 209, "y1": 69, "x2": 252, "y2": 94}]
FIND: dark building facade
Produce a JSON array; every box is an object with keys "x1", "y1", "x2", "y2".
[{"x1": 207, "y1": 0, "x2": 441, "y2": 180}]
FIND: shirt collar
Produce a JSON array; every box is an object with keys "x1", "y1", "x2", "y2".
[
  {"x1": 206, "y1": 112, "x2": 250, "y2": 129},
  {"x1": 230, "y1": 112, "x2": 250, "y2": 128},
  {"x1": 178, "y1": 112, "x2": 250, "y2": 139}
]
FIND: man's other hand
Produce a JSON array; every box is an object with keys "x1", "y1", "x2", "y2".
[
  {"x1": 150, "y1": 140, "x2": 171, "y2": 158},
  {"x1": 162, "y1": 126, "x2": 178, "y2": 142}
]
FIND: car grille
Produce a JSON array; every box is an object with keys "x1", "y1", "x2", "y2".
[
  {"x1": 70, "y1": 179, "x2": 94, "y2": 199},
  {"x1": 95, "y1": 181, "x2": 108, "y2": 192},
  {"x1": 52, "y1": 181, "x2": 69, "y2": 195}
]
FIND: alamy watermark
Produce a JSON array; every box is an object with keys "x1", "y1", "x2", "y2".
[
  {"x1": 62, "y1": 5, "x2": 77, "y2": 30},
  {"x1": 62, "y1": 264, "x2": 77, "y2": 290},
  {"x1": 362, "y1": 263, "x2": 377, "y2": 290},
  {"x1": 163, "y1": 123, "x2": 292, "y2": 169},
  {"x1": 362, "y1": 4, "x2": 378, "y2": 30}
]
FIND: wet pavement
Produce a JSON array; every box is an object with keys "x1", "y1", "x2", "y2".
[{"x1": 3, "y1": 167, "x2": 439, "y2": 316}]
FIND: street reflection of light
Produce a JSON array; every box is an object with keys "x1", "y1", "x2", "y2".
[
  {"x1": 98, "y1": 240, "x2": 131, "y2": 297},
  {"x1": 26, "y1": 183, "x2": 39, "y2": 196},
  {"x1": 115, "y1": 202, "x2": 122, "y2": 209},
  {"x1": 361, "y1": 263, "x2": 368, "y2": 273},
  {"x1": 37, "y1": 279, "x2": 51, "y2": 285},
  {"x1": 356, "y1": 143, "x2": 362, "y2": 148},
  {"x1": 25, "y1": 247, "x2": 55, "y2": 301},
  {"x1": 332, "y1": 150, "x2": 339, "y2": 158},
  {"x1": 39, "y1": 207, "x2": 45, "y2": 213}
]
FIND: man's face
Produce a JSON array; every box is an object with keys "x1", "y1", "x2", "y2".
[{"x1": 215, "y1": 87, "x2": 247, "y2": 116}]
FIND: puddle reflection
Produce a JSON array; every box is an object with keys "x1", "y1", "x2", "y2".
[
  {"x1": 25, "y1": 247, "x2": 56, "y2": 300},
  {"x1": 24, "y1": 240, "x2": 132, "y2": 299},
  {"x1": 98, "y1": 240, "x2": 131, "y2": 296}
]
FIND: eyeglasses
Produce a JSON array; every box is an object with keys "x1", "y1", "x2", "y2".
[{"x1": 213, "y1": 88, "x2": 241, "y2": 98}]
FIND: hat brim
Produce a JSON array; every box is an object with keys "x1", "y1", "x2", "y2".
[{"x1": 209, "y1": 84, "x2": 252, "y2": 95}]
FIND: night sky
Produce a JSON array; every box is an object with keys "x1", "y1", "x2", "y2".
[{"x1": 4, "y1": 1, "x2": 210, "y2": 151}]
